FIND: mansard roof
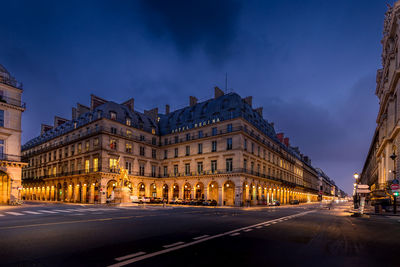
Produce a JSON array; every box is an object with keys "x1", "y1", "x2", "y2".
[{"x1": 158, "y1": 92, "x2": 276, "y2": 139}]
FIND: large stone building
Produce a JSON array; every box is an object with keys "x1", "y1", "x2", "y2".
[
  {"x1": 0, "y1": 64, "x2": 26, "y2": 204},
  {"x1": 21, "y1": 88, "x2": 337, "y2": 206},
  {"x1": 361, "y1": 2, "x2": 400, "y2": 198}
]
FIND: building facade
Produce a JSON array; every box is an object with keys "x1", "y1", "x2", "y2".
[
  {"x1": 0, "y1": 64, "x2": 26, "y2": 204},
  {"x1": 361, "y1": 2, "x2": 400, "y2": 198},
  {"x1": 21, "y1": 88, "x2": 336, "y2": 206}
]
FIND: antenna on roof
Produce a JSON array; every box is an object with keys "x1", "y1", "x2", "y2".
[{"x1": 225, "y1": 72, "x2": 228, "y2": 93}]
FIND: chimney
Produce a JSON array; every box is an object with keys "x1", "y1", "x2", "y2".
[
  {"x1": 41, "y1": 124, "x2": 53, "y2": 135},
  {"x1": 77, "y1": 103, "x2": 90, "y2": 117},
  {"x1": 122, "y1": 98, "x2": 134, "y2": 112},
  {"x1": 165, "y1": 104, "x2": 170, "y2": 115},
  {"x1": 255, "y1": 107, "x2": 263, "y2": 117},
  {"x1": 72, "y1": 107, "x2": 77, "y2": 120},
  {"x1": 90, "y1": 94, "x2": 108, "y2": 110},
  {"x1": 214, "y1": 86, "x2": 224, "y2": 98},
  {"x1": 277, "y1": 132, "x2": 284, "y2": 142},
  {"x1": 244, "y1": 96, "x2": 252, "y2": 107},
  {"x1": 283, "y1": 137, "x2": 290, "y2": 147},
  {"x1": 190, "y1": 96, "x2": 198, "y2": 106},
  {"x1": 144, "y1": 108, "x2": 158, "y2": 120},
  {"x1": 54, "y1": 116, "x2": 68, "y2": 127}
]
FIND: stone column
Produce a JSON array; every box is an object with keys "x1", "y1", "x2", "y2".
[
  {"x1": 89, "y1": 184, "x2": 95, "y2": 203},
  {"x1": 218, "y1": 186, "x2": 223, "y2": 206},
  {"x1": 234, "y1": 186, "x2": 242, "y2": 206},
  {"x1": 100, "y1": 179, "x2": 107, "y2": 204}
]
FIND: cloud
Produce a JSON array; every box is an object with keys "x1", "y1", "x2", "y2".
[{"x1": 138, "y1": 0, "x2": 242, "y2": 63}]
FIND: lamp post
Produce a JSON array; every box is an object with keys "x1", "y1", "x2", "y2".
[
  {"x1": 353, "y1": 172, "x2": 359, "y2": 209},
  {"x1": 390, "y1": 152, "x2": 397, "y2": 214}
]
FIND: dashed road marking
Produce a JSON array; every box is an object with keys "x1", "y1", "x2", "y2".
[
  {"x1": 54, "y1": 209, "x2": 71, "y2": 213},
  {"x1": 163, "y1": 242, "x2": 185, "y2": 248},
  {"x1": 193, "y1": 235, "x2": 209, "y2": 240},
  {"x1": 243, "y1": 229, "x2": 253, "y2": 232},
  {"x1": 230, "y1": 233, "x2": 240, "y2": 236},
  {"x1": 37, "y1": 210, "x2": 58, "y2": 214},
  {"x1": 115, "y1": 252, "x2": 146, "y2": 262}
]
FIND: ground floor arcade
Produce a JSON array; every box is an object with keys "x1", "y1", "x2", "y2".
[{"x1": 22, "y1": 173, "x2": 320, "y2": 206}]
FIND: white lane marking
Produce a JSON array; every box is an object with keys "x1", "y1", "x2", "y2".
[
  {"x1": 23, "y1": 211, "x2": 42, "y2": 215},
  {"x1": 255, "y1": 226, "x2": 263, "y2": 229},
  {"x1": 243, "y1": 229, "x2": 253, "y2": 232},
  {"x1": 5, "y1": 212, "x2": 24, "y2": 216},
  {"x1": 54, "y1": 209, "x2": 71, "y2": 213},
  {"x1": 230, "y1": 233, "x2": 240, "y2": 236},
  {"x1": 271, "y1": 222, "x2": 277, "y2": 224},
  {"x1": 37, "y1": 210, "x2": 58, "y2": 214},
  {"x1": 115, "y1": 252, "x2": 146, "y2": 262},
  {"x1": 264, "y1": 224, "x2": 271, "y2": 227},
  {"x1": 193, "y1": 235, "x2": 209, "y2": 240},
  {"x1": 108, "y1": 210, "x2": 314, "y2": 267},
  {"x1": 163, "y1": 241, "x2": 185, "y2": 248}
]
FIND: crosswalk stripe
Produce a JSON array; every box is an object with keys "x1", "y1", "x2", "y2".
[
  {"x1": 53, "y1": 209, "x2": 71, "y2": 213},
  {"x1": 5, "y1": 212, "x2": 24, "y2": 216},
  {"x1": 23, "y1": 211, "x2": 42, "y2": 215},
  {"x1": 37, "y1": 210, "x2": 58, "y2": 214}
]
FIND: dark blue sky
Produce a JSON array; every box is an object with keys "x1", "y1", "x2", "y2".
[{"x1": 0, "y1": 0, "x2": 391, "y2": 193}]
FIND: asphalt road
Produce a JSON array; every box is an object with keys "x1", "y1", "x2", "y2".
[{"x1": 0, "y1": 202, "x2": 399, "y2": 267}]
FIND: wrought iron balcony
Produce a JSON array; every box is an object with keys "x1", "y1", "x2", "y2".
[{"x1": 0, "y1": 95, "x2": 26, "y2": 108}]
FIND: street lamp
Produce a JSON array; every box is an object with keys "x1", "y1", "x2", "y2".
[{"x1": 353, "y1": 172, "x2": 359, "y2": 209}]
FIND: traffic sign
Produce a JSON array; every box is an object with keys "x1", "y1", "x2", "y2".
[
  {"x1": 391, "y1": 184, "x2": 400, "y2": 190},
  {"x1": 392, "y1": 179, "x2": 399, "y2": 185},
  {"x1": 357, "y1": 189, "x2": 371, "y2": 193},
  {"x1": 357, "y1": 184, "x2": 369, "y2": 189}
]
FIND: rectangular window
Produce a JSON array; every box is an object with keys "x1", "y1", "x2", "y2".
[
  {"x1": 109, "y1": 158, "x2": 118, "y2": 173},
  {"x1": 227, "y1": 138, "x2": 232, "y2": 150},
  {"x1": 212, "y1": 141, "x2": 217, "y2": 152},
  {"x1": 0, "y1": 110, "x2": 4, "y2": 127},
  {"x1": 139, "y1": 164, "x2": 145, "y2": 176},
  {"x1": 212, "y1": 127, "x2": 217, "y2": 136},
  {"x1": 93, "y1": 158, "x2": 98, "y2": 172},
  {"x1": 197, "y1": 162, "x2": 203, "y2": 173},
  {"x1": 110, "y1": 111, "x2": 117, "y2": 120},
  {"x1": 198, "y1": 143, "x2": 203, "y2": 154},
  {"x1": 227, "y1": 124, "x2": 232, "y2": 133},
  {"x1": 185, "y1": 163, "x2": 190, "y2": 175},
  {"x1": 174, "y1": 164, "x2": 178, "y2": 176},
  {"x1": 111, "y1": 127, "x2": 117, "y2": 134},
  {"x1": 174, "y1": 148, "x2": 178, "y2": 157},
  {"x1": 64, "y1": 147, "x2": 68, "y2": 157},
  {"x1": 126, "y1": 143, "x2": 132, "y2": 153},
  {"x1": 151, "y1": 165, "x2": 156, "y2": 177},
  {"x1": 125, "y1": 161, "x2": 132, "y2": 174},
  {"x1": 186, "y1": 133, "x2": 190, "y2": 141},
  {"x1": 152, "y1": 137, "x2": 157, "y2": 145},
  {"x1": 53, "y1": 166, "x2": 57, "y2": 175},
  {"x1": 126, "y1": 129, "x2": 132, "y2": 138},
  {"x1": 211, "y1": 160, "x2": 217, "y2": 173},
  {"x1": 185, "y1": 145, "x2": 190, "y2": 156},
  {"x1": 164, "y1": 138, "x2": 168, "y2": 145},
  {"x1": 175, "y1": 136, "x2": 179, "y2": 143},
  {"x1": 226, "y1": 158, "x2": 233, "y2": 172},
  {"x1": 152, "y1": 149, "x2": 156, "y2": 159},
  {"x1": 85, "y1": 159, "x2": 90, "y2": 173},
  {"x1": 251, "y1": 162, "x2": 254, "y2": 174},
  {"x1": 244, "y1": 159, "x2": 247, "y2": 171},
  {"x1": 164, "y1": 150, "x2": 168, "y2": 159},
  {"x1": 110, "y1": 139, "x2": 117, "y2": 150},
  {"x1": 94, "y1": 138, "x2": 99, "y2": 147},
  {"x1": 85, "y1": 141, "x2": 90, "y2": 152},
  {"x1": 244, "y1": 139, "x2": 247, "y2": 151},
  {"x1": 78, "y1": 143, "x2": 82, "y2": 153},
  {"x1": 71, "y1": 145, "x2": 75, "y2": 155},
  {"x1": 140, "y1": 135, "x2": 145, "y2": 141},
  {"x1": 126, "y1": 118, "x2": 131, "y2": 126},
  {"x1": 251, "y1": 143, "x2": 254, "y2": 154},
  {"x1": 140, "y1": 146, "x2": 145, "y2": 156},
  {"x1": 163, "y1": 166, "x2": 168, "y2": 177},
  {"x1": 198, "y1": 131, "x2": 203, "y2": 138}
]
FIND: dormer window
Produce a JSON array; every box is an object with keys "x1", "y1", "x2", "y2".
[
  {"x1": 110, "y1": 111, "x2": 117, "y2": 120},
  {"x1": 126, "y1": 117, "x2": 131, "y2": 126}
]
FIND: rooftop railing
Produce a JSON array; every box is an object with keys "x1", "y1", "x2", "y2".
[
  {"x1": 0, "y1": 77, "x2": 23, "y2": 89},
  {"x1": 0, "y1": 95, "x2": 26, "y2": 108}
]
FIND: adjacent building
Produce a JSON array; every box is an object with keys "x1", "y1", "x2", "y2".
[
  {"x1": 0, "y1": 64, "x2": 26, "y2": 204},
  {"x1": 361, "y1": 2, "x2": 400, "y2": 198},
  {"x1": 21, "y1": 87, "x2": 338, "y2": 206}
]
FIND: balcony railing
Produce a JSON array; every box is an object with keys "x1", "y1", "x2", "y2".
[
  {"x1": 0, "y1": 95, "x2": 26, "y2": 108},
  {"x1": 0, "y1": 77, "x2": 23, "y2": 89},
  {"x1": 0, "y1": 153, "x2": 25, "y2": 163}
]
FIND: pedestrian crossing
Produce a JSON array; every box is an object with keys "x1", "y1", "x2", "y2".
[{"x1": 0, "y1": 207, "x2": 121, "y2": 217}]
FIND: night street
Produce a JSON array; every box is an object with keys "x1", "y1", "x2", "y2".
[{"x1": 1, "y1": 203, "x2": 399, "y2": 267}]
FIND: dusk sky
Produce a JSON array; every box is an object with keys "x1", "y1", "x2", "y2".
[{"x1": 0, "y1": 0, "x2": 391, "y2": 194}]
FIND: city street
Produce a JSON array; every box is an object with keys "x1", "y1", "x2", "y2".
[{"x1": 1, "y1": 202, "x2": 399, "y2": 267}]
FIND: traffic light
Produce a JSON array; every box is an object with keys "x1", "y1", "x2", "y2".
[{"x1": 393, "y1": 191, "x2": 399, "y2": 197}]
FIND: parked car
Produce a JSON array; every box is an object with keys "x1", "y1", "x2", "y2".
[
  {"x1": 203, "y1": 200, "x2": 217, "y2": 206},
  {"x1": 289, "y1": 199, "x2": 300, "y2": 205},
  {"x1": 138, "y1": 196, "x2": 150, "y2": 203},
  {"x1": 269, "y1": 200, "x2": 280, "y2": 206},
  {"x1": 170, "y1": 198, "x2": 183, "y2": 205},
  {"x1": 150, "y1": 197, "x2": 163, "y2": 204}
]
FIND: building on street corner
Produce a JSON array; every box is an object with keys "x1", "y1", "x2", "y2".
[
  {"x1": 21, "y1": 87, "x2": 340, "y2": 206},
  {"x1": 0, "y1": 64, "x2": 26, "y2": 204}
]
